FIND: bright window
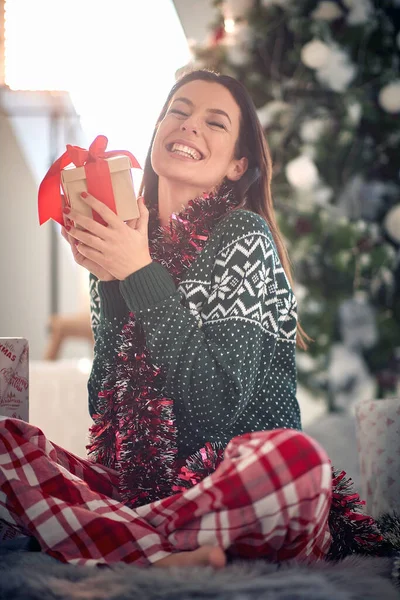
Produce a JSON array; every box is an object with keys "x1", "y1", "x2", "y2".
[{"x1": 5, "y1": 0, "x2": 191, "y2": 162}]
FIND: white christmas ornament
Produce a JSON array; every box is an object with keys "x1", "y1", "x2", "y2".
[
  {"x1": 339, "y1": 296, "x2": 378, "y2": 351},
  {"x1": 360, "y1": 254, "x2": 371, "y2": 267},
  {"x1": 316, "y1": 44, "x2": 356, "y2": 92},
  {"x1": 384, "y1": 204, "x2": 400, "y2": 244},
  {"x1": 286, "y1": 155, "x2": 319, "y2": 190},
  {"x1": 222, "y1": 0, "x2": 254, "y2": 20},
  {"x1": 226, "y1": 46, "x2": 249, "y2": 65},
  {"x1": 347, "y1": 101, "x2": 362, "y2": 126},
  {"x1": 256, "y1": 100, "x2": 291, "y2": 128},
  {"x1": 378, "y1": 81, "x2": 400, "y2": 114},
  {"x1": 343, "y1": 0, "x2": 373, "y2": 25},
  {"x1": 261, "y1": 0, "x2": 289, "y2": 7},
  {"x1": 328, "y1": 343, "x2": 374, "y2": 412},
  {"x1": 301, "y1": 144, "x2": 317, "y2": 160},
  {"x1": 314, "y1": 184, "x2": 333, "y2": 205},
  {"x1": 311, "y1": 1, "x2": 343, "y2": 21},
  {"x1": 301, "y1": 39, "x2": 330, "y2": 69},
  {"x1": 300, "y1": 118, "x2": 327, "y2": 142}
]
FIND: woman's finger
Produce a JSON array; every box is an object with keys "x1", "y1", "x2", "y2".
[
  {"x1": 79, "y1": 192, "x2": 121, "y2": 228},
  {"x1": 75, "y1": 241, "x2": 104, "y2": 265},
  {"x1": 125, "y1": 218, "x2": 139, "y2": 230},
  {"x1": 64, "y1": 208, "x2": 109, "y2": 239},
  {"x1": 136, "y1": 196, "x2": 150, "y2": 236},
  {"x1": 67, "y1": 225, "x2": 104, "y2": 252}
]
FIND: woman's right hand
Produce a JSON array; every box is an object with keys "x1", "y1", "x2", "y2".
[{"x1": 61, "y1": 219, "x2": 116, "y2": 282}]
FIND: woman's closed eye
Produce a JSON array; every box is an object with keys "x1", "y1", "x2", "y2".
[
  {"x1": 169, "y1": 109, "x2": 226, "y2": 130},
  {"x1": 169, "y1": 109, "x2": 188, "y2": 117},
  {"x1": 208, "y1": 121, "x2": 226, "y2": 130}
]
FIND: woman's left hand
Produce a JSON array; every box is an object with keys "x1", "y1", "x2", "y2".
[{"x1": 65, "y1": 193, "x2": 152, "y2": 280}]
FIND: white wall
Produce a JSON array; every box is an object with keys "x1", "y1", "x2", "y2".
[
  {"x1": 0, "y1": 110, "x2": 49, "y2": 359},
  {"x1": 0, "y1": 88, "x2": 89, "y2": 359},
  {"x1": 173, "y1": 0, "x2": 217, "y2": 44}
]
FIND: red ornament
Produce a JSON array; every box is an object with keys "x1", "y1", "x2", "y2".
[
  {"x1": 295, "y1": 216, "x2": 313, "y2": 236},
  {"x1": 212, "y1": 25, "x2": 226, "y2": 45}
]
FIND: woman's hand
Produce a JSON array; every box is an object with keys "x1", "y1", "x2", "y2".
[
  {"x1": 61, "y1": 222, "x2": 116, "y2": 281},
  {"x1": 64, "y1": 193, "x2": 152, "y2": 281}
]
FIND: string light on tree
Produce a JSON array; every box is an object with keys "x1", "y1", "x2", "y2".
[{"x1": 224, "y1": 18, "x2": 235, "y2": 33}]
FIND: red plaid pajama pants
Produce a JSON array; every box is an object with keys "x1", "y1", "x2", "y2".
[{"x1": 0, "y1": 417, "x2": 332, "y2": 566}]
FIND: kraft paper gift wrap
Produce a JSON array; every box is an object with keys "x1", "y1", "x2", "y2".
[{"x1": 38, "y1": 135, "x2": 141, "y2": 227}]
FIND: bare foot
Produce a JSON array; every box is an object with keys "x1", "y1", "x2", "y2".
[{"x1": 153, "y1": 546, "x2": 226, "y2": 569}]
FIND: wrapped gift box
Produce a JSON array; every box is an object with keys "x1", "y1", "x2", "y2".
[
  {"x1": 355, "y1": 398, "x2": 400, "y2": 518},
  {"x1": 61, "y1": 156, "x2": 139, "y2": 223},
  {"x1": 0, "y1": 337, "x2": 29, "y2": 422},
  {"x1": 0, "y1": 337, "x2": 29, "y2": 541}
]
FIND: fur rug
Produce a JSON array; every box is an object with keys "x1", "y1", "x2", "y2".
[{"x1": 0, "y1": 540, "x2": 399, "y2": 600}]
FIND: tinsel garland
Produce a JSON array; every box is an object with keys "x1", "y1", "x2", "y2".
[
  {"x1": 87, "y1": 184, "x2": 387, "y2": 560},
  {"x1": 327, "y1": 469, "x2": 384, "y2": 561},
  {"x1": 172, "y1": 442, "x2": 225, "y2": 493},
  {"x1": 88, "y1": 185, "x2": 239, "y2": 507},
  {"x1": 376, "y1": 513, "x2": 400, "y2": 587}
]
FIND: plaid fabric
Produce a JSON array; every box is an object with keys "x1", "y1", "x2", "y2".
[{"x1": 0, "y1": 417, "x2": 332, "y2": 566}]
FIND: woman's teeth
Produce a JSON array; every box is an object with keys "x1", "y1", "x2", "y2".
[{"x1": 170, "y1": 143, "x2": 201, "y2": 160}]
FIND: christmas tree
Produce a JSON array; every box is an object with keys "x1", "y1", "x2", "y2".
[{"x1": 188, "y1": 0, "x2": 400, "y2": 407}]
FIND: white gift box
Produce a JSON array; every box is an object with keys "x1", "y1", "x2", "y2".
[
  {"x1": 0, "y1": 338, "x2": 29, "y2": 422},
  {"x1": 355, "y1": 398, "x2": 400, "y2": 518},
  {"x1": 0, "y1": 337, "x2": 29, "y2": 541}
]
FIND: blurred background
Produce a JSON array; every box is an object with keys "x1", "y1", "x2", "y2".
[{"x1": 0, "y1": 0, "x2": 399, "y2": 485}]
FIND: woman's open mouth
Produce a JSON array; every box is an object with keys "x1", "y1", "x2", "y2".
[{"x1": 166, "y1": 142, "x2": 203, "y2": 161}]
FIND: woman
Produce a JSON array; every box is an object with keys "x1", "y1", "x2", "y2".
[{"x1": 0, "y1": 70, "x2": 378, "y2": 568}]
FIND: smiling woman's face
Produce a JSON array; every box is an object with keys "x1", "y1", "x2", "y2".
[{"x1": 151, "y1": 80, "x2": 248, "y2": 194}]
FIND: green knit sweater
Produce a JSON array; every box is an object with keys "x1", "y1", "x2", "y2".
[{"x1": 88, "y1": 209, "x2": 302, "y2": 459}]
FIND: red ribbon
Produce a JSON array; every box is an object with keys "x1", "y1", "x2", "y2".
[{"x1": 38, "y1": 134, "x2": 141, "y2": 226}]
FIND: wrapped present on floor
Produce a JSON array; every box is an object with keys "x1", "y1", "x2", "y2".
[
  {"x1": 0, "y1": 337, "x2": 29, "y2": 541},
  {"x1": 355, "y1": 398, "x2": 400, "y2": 519},
  {"x1": 0, "y1": 337, "x2": 29, "y2": 422},
  {"x1": 38, "y1": 135, "x2": 141, "y2": 227}
]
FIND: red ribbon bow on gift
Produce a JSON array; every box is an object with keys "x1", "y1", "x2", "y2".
[{"x1": 38, "y1": 134, "x2": 141, "y2": 226}]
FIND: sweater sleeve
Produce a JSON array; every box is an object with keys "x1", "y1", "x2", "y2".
[
  {"x1": 119, "y1": 211, "x2": 281, "y2": 436},
  {"x1": 87, "y1": 274, "x2": 130, "y2": 417}
]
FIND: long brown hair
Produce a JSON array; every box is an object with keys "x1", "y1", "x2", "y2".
[{"x1": 139, "y1": 69, "x2": 310, "y2": 350}]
